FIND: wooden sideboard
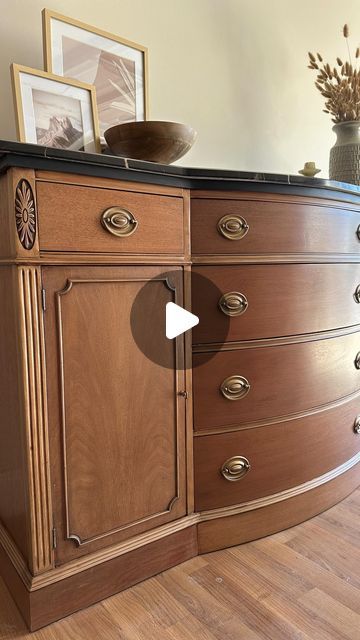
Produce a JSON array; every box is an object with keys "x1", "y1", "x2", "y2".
[{"x1": 0, "y1": 142, "x2": 360, "y2": 630}]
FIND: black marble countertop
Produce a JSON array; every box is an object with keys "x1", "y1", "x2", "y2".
[{"x1": 1, "y1": 139, "x2": 360, "y2": 203}]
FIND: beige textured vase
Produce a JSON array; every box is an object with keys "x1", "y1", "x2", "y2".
[{"x1": 329, "y1": 120, "x2": 360, "y2": 185}]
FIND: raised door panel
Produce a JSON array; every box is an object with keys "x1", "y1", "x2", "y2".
[
  {"x1": 43, "y1": 265, "x2": 187, "y2": 565},
  {"x1": 192, "y1": 264, "x2": 360, "y2": 343},
  {"x1": 193, "y1": 331, "x2": 360, "y2": 431}
]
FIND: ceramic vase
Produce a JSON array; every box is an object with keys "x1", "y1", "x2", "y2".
[{"x1": 329, "y1": 120, "x2": 360, "y2": 185}]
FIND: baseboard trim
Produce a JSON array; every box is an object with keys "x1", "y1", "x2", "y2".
[{"x1": 31, "y1": 513, "x2": 198, "y2": 590}]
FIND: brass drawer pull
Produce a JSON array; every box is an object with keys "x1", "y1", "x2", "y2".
[
  {"x1": 220, "y1": 375, "x2": 250, "y2": 400},
  {"x1": 219, "y1": 291, "x2": 248, "y2": 316},
  {"x1": 217, "y1": 214, "x2": 249, "y2": 240},
  {"x1": 354, "y1": 416, "x2": 360, "y2": 434},
  {"x1": 101, "y1": 207, "x2": 138, "y2": 237},
  {"x1": 354, "y1": 285, "x2": 360, "y2": 303},
  {"x1": 355, "y1": 352, "x2": 360, "y2": 369},
  {"x1": 221, "y1": 456, "x2": 251, "y2": 482}
]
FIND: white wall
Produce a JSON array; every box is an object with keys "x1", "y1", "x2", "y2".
[{"x1": 1, "y1": 0, "x2": 360, "y2": 175}]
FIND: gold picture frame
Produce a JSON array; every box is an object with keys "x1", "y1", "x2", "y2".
[
  {"x1": 11, "y1": 64, "x2": 101, "y2": 153},
  {"x1": 42, "y1": 9, "x2": 149, "y2": 142}
]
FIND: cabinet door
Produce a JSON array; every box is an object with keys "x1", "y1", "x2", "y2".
[{"x1": 42, "y1": 266, "x2": 188, "y2": 565}]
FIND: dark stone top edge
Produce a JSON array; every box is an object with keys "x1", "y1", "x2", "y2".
[{"x1": 1, "y1": 139, "x2": 360, "y2": 201}]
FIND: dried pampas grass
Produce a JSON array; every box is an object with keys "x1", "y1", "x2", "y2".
[{"x1": 308, "y1": 23, "x2": 360, "y2": 122}]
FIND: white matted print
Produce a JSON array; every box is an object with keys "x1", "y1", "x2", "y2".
[
  {"x1": 11, "y1": 64, "x2": 100, "y2": 153},
  {"x1": 43, "y1": 9, "x2": 148, "y2": 142}
]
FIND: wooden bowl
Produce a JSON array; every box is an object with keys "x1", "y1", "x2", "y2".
[{"x1": 104, "y1": 121, "x2": 197, "y2": 164}]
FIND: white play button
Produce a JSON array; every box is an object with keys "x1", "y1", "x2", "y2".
[{"x1": 166, "y1": 302, "x2": 199, "y2": 339}]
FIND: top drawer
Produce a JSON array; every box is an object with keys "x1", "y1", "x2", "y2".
[
  {"x1": 191, "y1": 196, "x2": 360, "y2": 255},
  {"x1": 36, "y1": 182, "x2": 185, "y2": 255}
]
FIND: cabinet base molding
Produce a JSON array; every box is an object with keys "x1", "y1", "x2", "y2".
[
  {"x1": 31, "y1": 514, "x2": 199, "y2": 590},
  {"x1": 1, "y1": 461, "x2": 359, "y2": 630},
  {"x1": 0, "y1": 526, "x2": 198, "y2": 631}
]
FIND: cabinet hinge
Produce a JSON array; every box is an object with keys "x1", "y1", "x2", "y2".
[
  {"x1": 41, "y1": 288, "x2": 46, "y2": 312},
  {"x1": 52, "y1": 527, "x2": 57, "y2": 550}
]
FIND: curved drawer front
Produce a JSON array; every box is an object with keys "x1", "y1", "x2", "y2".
[
  {"x1": 37, "y1": 182, "x2": 185, "y2": 254},
  {"x1": 193, "y1": 331, "x2": 360, "y2": 431},
  {"x1": 191, "y1": 197, "x2": 360, "y2": 255},
  {"x1": 194, "y1": 396, "x2": 360, "y2": 511},
  {"x1": 192, "y1": 264, "x2": 360, "y2": 343}
]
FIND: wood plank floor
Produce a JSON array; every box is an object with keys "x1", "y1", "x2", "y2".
[{"x1": 0, "y1": 488, "x2": 359, "y2": 639}]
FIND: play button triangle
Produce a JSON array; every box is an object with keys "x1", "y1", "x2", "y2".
[{"x1": 166, "y1": 302, "x2": 199, "y2": 339}]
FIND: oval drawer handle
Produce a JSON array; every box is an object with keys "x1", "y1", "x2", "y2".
[
  {"x1": 219, "y1": 291, "x2": 248, "y2": 316},
  {"x1": 357, "y1": 224, "x2": 360, "y2": 241},
  {"x1": 217, "y1": 214, "x2": 249, "y2": 240},
  {"x1": 221, "y1": 456, "x2": 251, "y2": 482},
  {"x1": 101, "y1": 207, "x2": 138, "y2": 237},
  {"x1": 354, "y1": 416, "x2": 360, "y2": 434},
  {"x1": 354, "y1": 285, "x2": 360, "y2": 303},
  {"x1": 220, "y1": 375, "x2": 250, "y2": 400},
  {"x1": 355, "y1": 353, "x2": 360, "y2": 369}
]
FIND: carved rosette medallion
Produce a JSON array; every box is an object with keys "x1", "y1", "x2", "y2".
[{"x1": 15, "y1": 179, "x2": 36, "y2": 249}]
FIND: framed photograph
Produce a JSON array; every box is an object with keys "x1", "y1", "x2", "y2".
[
  {"x1": 11, "y1": 64, "x2": 100, "y2": 153},
  {"x1": 42, "y1": 9, "x2": 148, "y2": 143}
]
